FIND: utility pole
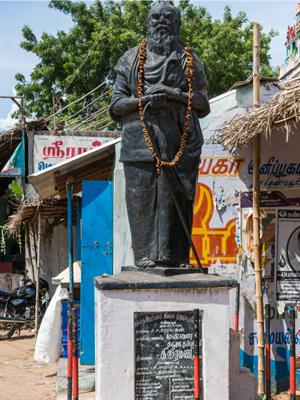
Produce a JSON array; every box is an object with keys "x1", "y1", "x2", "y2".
[{"x1": 252, "y1": 22, "x2": 265, "y2": 398}]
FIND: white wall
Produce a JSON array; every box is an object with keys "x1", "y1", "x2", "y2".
[
  {"x1": 95, "y1": 285, "x2": 240, "y2": 400},
  {"x1": 25, "y1": 220, "x2": 76, "y2": 296}
]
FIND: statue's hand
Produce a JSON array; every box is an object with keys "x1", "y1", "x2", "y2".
[
  {"x1": 145, "y1": 84, "x2": 179, "y2": 98},
  {"x1": 147, "y1": 93, "x2": 168, "y2": 108}
]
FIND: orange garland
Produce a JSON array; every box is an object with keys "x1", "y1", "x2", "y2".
[{"x1": 137, "y1": 38, "x2": 194, "y2": 173}]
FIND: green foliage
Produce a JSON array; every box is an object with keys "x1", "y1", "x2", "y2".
[
  {"x1": 15, "y1": 0, "x2": 278, "y2": 119},
  {"x1": 178, "y1": 1, "x2": 278, "y2": 97},
  {"x1": 8, "y1": 180, "x2": 24, "y2": 200}
]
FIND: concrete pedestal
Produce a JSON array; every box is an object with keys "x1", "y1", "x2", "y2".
[{"x1": 94, "y1": 270, "x2": 256, "y2": 400}]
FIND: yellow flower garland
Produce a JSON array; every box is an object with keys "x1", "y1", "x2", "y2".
[{"x1": 137, "y1": 38, "x2": 194, "y2": 173}]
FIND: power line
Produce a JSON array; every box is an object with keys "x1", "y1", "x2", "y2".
[
  {"x1": 47, "y1": 89, "x2": 111, "y2": 130},
  {"x1": 69, "y1": 106, "x2": 109, "y2": 131},
  {"x1": 81, "y1": 115, "x2": 111, "y2": 132},
  {"x1": 44, "y1": 10, "x2": 117, "y2": 126},
  {"x1": 81, "y1": 116, "x2": 112, "y2": 132},
  {"x1": 98, "y1": 120, "x2": 114, "y2": 131},
  {"x1": 44, "y1": 80, "x2": 107, "y2": 123},
  {"x1": 64, "y1": 37, "x2": 101, "y2": 94},
  {"x1": 62, "y1": 90, "x2": 111, "y2": 126},
  {"x1": 63, "y1": 14, "x2": 113, "y2": 94}
]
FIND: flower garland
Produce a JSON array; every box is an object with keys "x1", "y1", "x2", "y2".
[{"x1": 137, "y1": 38, "x2": 194, "y2": 173}]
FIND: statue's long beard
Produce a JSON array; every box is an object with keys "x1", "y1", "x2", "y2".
[{"x1": 147, "y1": 27, "x2": 179, "y2": 56}]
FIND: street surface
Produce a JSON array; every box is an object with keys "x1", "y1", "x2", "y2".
[
  {"x1": 273, "y1": 393, "x2": 300, "y2": 399},
  {"x1": 0, "y1": 332, "x2": 56, "y2": 400},
  {"x1": 0, "y1": 332, "x2": 294, "y2": 400}
]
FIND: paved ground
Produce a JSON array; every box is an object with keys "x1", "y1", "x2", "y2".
[
  {"x1": 0, "y1": 332, "x2": 56, "y2": 400},
  {"x1": 0, "y1": 332, "x2": 95, "y2": 400},
  {"x1": 273, "y1": 391, "x2": 300, "y2": 399},
  {"x1": 0, "y1": 333, "x2": 296, "y2": 400}
]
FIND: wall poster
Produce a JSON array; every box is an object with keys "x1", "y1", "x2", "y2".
[{"x1": 276, "y1": 208, "x2": 300, "y2": 302}]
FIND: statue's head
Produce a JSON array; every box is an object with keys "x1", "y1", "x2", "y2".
[{"x1": 147, "y1": 1, "x2": 181, "y2": 56}]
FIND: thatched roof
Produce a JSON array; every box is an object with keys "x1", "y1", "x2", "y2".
[
  {"x1": 4, "y1": 197, "x2": 77, "y2": 237},
  {"x1": 218, "y1": 76, "x2": 300, "y2": 153}
]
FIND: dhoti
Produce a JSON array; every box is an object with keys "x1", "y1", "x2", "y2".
[{"x1": 124, "y1": 161, "x2": 197, "y2": 265}]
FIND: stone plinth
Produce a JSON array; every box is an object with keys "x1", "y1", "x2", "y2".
[{"x1": 94, "y1": 270, "x2": 254, "y2": 400}]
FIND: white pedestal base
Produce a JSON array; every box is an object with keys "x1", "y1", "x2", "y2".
[{"x1": 94, "y1": 271, "x2": 255, "y2": 400}]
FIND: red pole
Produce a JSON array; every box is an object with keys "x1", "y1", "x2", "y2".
[
  {"x1": 67, "y1": 302, "x2": 73, "y2": 400},
  {"x1": 290, "y1": 308, "x2": 296, "y2": 400},
  {"x1": 234, "y1": 283, "x2": 240, "y2": 332},
  {"x1": 193, "y1": 309, "x2": 200, "y2": 400},
  {"x1": 265, "y1": 304, "x2": 271, "y2": 400},
  {"x1": 72, "y1": 307, "x2": 79, "y2": 400},
  {"x1": 67, "y1": 182, "x2": 74, "y2": 400}
]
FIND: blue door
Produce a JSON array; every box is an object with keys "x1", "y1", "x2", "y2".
[{"x1": 80, "y1": 180, "x2": 113, "y2": 365}]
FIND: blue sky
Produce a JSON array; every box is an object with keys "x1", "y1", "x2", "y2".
[{"x1": 0, "y1": 0, "x2": 298, "y2": 125}]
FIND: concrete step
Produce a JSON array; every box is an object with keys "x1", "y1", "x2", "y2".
[
  {"x1": 56, "y1": 391, "x2": 95, "y2": 400},
  {"x1": 56, "y1": 358, "x2": 95, "y2": 393}
]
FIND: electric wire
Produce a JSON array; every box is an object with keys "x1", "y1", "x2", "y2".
[
  {"x1": 48, "y1": 90, "x2": 111, "y2": 129},
  {"x1": 97, "y1": 120, "x2": 114, "y2": 131},
  {"x1": 80, "y1": 115, "x2": 111, "y2": 132},
  {"x1": 69, "y1": 106, "x2": 109, "y2": 131},
  {"x1": 81, "y1": 116, "x2": 112, "y2": 132},
  {"x1": 47, "y1": 87, "x2": 112, "y2": 132},
  {"x1": 62, "y1": 12, "x2": 114, "y2": 94},
  {"x1": 44, "y1": 80, "x2": 107, "y2": 122},
  {"x1": 63, "y1": 37, "x2": 101, "y2": 94}
]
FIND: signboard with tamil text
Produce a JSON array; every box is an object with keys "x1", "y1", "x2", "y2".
[{"x1": 33, "y1": 134, "x2": 114, "y2": 172}]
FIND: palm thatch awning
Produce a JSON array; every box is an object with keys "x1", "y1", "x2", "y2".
[
  {"x1": 218, "y1": 76, "x2": 300, "y2": 153},
  {"x1": 4, "y1": 197, "x2": 78, "y2": 237}
]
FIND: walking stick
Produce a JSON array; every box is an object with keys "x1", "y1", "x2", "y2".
[{"x1": 143, "y1": 102, "x2": 204, "y2": 272}]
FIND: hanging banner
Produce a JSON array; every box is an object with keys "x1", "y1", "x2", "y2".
[
  {"x1": 33, "y1": 134, "x2": 114, "y2": 172},
  {"x1": 276, "y1": 208, "x2": 300, "y2": 303},
  {"x1": 0, "y1": 141, "x2": 25, "y2": 177}
]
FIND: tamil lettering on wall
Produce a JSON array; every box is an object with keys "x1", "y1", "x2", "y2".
[{"x1": 191, "y1": 183, "x2": 238, "y2": 267}]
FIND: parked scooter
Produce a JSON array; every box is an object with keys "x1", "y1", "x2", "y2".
[{"x1": 0, "y1": 269, "x2": 49, "y2": 340}]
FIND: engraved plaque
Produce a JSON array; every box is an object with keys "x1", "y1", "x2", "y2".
[{"x1": 134, "y1": 311, "x2": 202, "y2": 400}]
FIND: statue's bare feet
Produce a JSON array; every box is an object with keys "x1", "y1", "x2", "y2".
[
  {"x1": 136, "y1": 258, "x2": 156, "y2": 268},
  {"x1": 178, "y1": 263, "x2": 193, "y2": 269}
]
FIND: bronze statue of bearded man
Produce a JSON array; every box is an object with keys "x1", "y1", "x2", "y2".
[{"x1": 110, "y1": 1, "x2": 210, "y2": 269}]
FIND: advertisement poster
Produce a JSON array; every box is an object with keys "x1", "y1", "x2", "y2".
[
  {"x1": 276, "y1": 208, "x2": 300, "y2": 302},
  {"x1": 33, "y1": 134, "x2": 114, "y2": 172}
]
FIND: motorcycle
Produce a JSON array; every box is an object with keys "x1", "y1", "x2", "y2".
[{"x1": 0, "y1": 269, "x2": 49, "y2": 340}]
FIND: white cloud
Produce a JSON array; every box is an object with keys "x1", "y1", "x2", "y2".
[{"x1": 0, "y1": 99, "x2": 18, "y2": 132}]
